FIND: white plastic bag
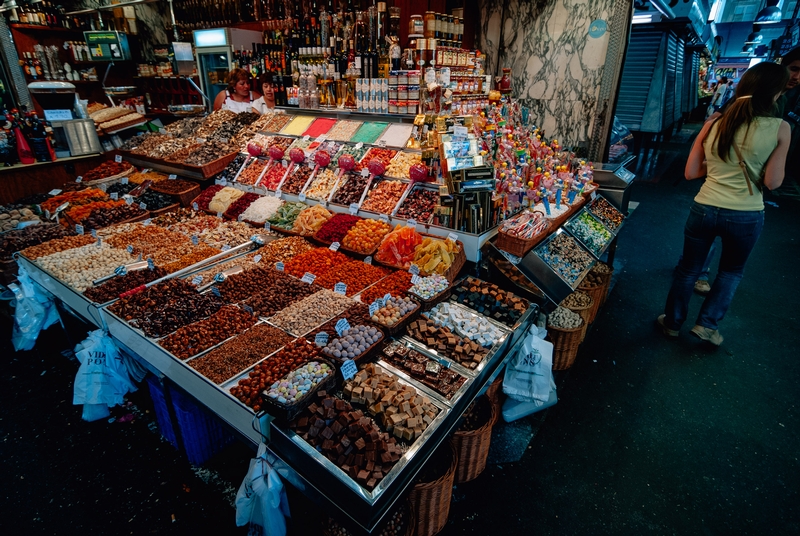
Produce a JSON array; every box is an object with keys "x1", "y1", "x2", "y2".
[
  {"x1": 10, "y1": 263, "x2": 60, "y2": 351},
  {"x1": 236, "y1": 442, "x2": 290, "y2": 536},
  {"x1": 502, "y1": 324, "x2": 556, "y2": 405},
  {"x1": 73, "y1": 329, "x2": 137, "y2": 420}
]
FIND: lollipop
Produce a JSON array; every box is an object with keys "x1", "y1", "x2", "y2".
[
  {"x1": 289, "y1": 147, "x2": 306, "y2": 164},
  {"x1": 269, "y1": 145, "x2": 285, "y2": 161},
  {"x1": 409, "y1": 162, "x2": 428, "y2": 183},
  {"x1": 367, "y1": 159, "x2": 386, "y2": 177},
  {"x1": 314, "y1": 150, "x2": 331, "y2": 168},
  {"x1": 247, "y1": 142, "x2": 262, "y2": 157},
  {"x1": 338, "y1": 153, "x2": 356, "y2": 172}
]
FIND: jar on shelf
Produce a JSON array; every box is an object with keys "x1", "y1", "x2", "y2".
[
  {"x1": 409, "y1": 14, "x2": 424, "y2": 37},
  {"x1": 424, "y1": 11, "x2": 436, "y2": 39}
]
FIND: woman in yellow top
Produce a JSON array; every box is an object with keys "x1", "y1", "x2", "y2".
[{"x1": 658, "y1": 62, "x2": 791, "y2": 346}]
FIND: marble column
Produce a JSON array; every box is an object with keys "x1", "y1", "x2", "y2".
[{"x1": 478, "y1": 0, "x2": 625, "y2": 149}]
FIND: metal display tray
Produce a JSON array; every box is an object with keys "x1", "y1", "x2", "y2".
[
  {"x1": 562, "y1": 208, "x2": 616, "y2": 260},
  {"x1": 585, "y1": 191, "x2": 626, "y2": 235}
]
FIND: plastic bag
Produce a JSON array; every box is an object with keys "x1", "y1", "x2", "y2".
[
  {"x1": 73, "y1": 329, "x2": 137, "y2": 420},
  {"x1": 10, "y1": 263, "x2": 60, "y2": 351},
  {"x1": 502, "y1": 324, "x2": 555, "y2": 405},
  {"x1": 235, "y1": 442, "x2": 290, "y2": 536}
]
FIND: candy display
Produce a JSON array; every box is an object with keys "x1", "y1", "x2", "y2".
[
  {"x1": 235, "y1": 158, "x2": 268, "y2": 185},
  {"x1": 360, "y1": 180, "x2": 407, "y2": 214},
  {"x1": 284, "y1": 247, "x2": 348, "y2": 278},
  {"x1": 354, "y1": 148, "x2": 397, "y2": 173},
  {"x1": 408, "y1": 274, "x2": 449, "y2": 300},
  {"x1": 281, "y1": 165, "x2": 315, "y2": 194},
  {"x1": 375, "y1": 225, "x2": 423, "y2": 269},
  {"x1": 564, "y1": 211, "x2": 612, "y2": 256},
  {"x1": 280, "y1": 115, "x2": 316, "y2": 136},
  {"x1": 385, "y1": 151, "x2": 421, "y2": 179},
  {"x1": 382, "y1": 341, "x2": 466, "y2": 400},
  {"x1": 303, "y1": 168, "x2": 340, "y2": 201},
  {"x1": 267, "y1": 201, "x2": 307, "y2": 231},
  {"x1": 260, "y1": 163, "x2": 290, "y2": 190},
  {"x1": 169, "y1": 214, "x2": 221, "y2": 237},
  {"x1": 189, "y1": 323, "x2": 294, "y2": 385},
  {"x1": 587, "y1": 197, "x2": 624, "y2": 231},
  {"x1": 343, "y1": 363, "x2": 439, "y2": 444},
  {"x1": 224, "y1": 192, "x2": 260, "y2": 220},
  {"x1": 449, "y1": 277, "x2": 529, "y2": 327},
  {"x1": 289, "y1": 393, "x2": 402, "y2": 490},
  {"x1": 198, "y1": 220, "x2": 256, "y2": 249},
  {"x1": 207, "y1": 186, "x2": 245, "y2": 214},
  {"x1": 239, "y1": 195, "x2": 284, "y2": 223},
  {"x1": 265, "y1": 361, "x2": 332, "y2": 406},
  {"x1": 314, "y1": 213, "x2": 362, "y2": 244},
  {"x1": 499, "y1": 209, "x2": 548, "y2": 240},
  {"x1": 395, "y1": 187, "x2": 437, "y2": 222},
  {"x1": 230, "y1": 338, "x2": 319, "y2": 411},
  {"x1": 268, "y1": 289, "x2": 353, "y2": 336},
  {"x1": 423, "y1": 302, "x2": 505, "y2": 347},
  {"x1": 342, "y1": 219, "x2": 392, "y2": 254},
  {"x1": 315, "y1": 261, "x2": 390, "y2": 296},
  {"x1": 359, "y1": 270, "x2": 413, "y2": 304},
  {"x1": 192, "y1": 185, "x2": 224, "y2": 212},
  {"x1": 413, "y1": 237, "x2": 459, "y2": 276},
  {"x1": 263, "y1": 113, "x2": 293, "y2": 133},
  {"x1": 371, "y1": 296, "x2": 418, "y2": 327},
  {"x1": 350, "y1": 122, "x2": 389, "y2": 144},
  {"x1": 330, "y1": 172, "x2": 369, "y2": 206},
  {"x1": 157, "y1": 305, "x2": 257, "y2": 360},
  {"x1": 302, "y1": 117, "x2": 337, "y2": 138},
  {"x1": 535, "y1": 232, "x2": 594, "y2": 286},
  {"x1": 333, "y1": 143, "x2": 369, "y2": 164},
  {"x1": 33, "y1": 243, "x2": 134, "y2": 292},
  {"x1": 321, "y1": 325, "x2": 383, "y2": 361},
  {"x1": 406, "y1": 317, "x2": 489, "y2": 369},
  {"x1": 291, "y1": 205, "x2": 332, "y2": 235},
  {"x1": 376, "y1": 124, "x2": 414, "y2": 148},
  {"x1": 325, "y1": 120, "x2": 362, "y2": 141}
]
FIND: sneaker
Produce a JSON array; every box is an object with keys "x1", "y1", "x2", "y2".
[
  {"x1": 657, "y1": 315, "x2": 679, "y2": 337},
  {"x1": 694, "y1": 280, "x2": 711, "y2": 295},
  {"x1": 691, "y1": 325, "x2": 723, "y2": 346}
]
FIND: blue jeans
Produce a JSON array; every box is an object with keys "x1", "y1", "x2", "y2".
[
  {"x1": 664, "y1": 202, "x2": 764, "y2": 331},
  {"x1": 678, "y1": 240, "x2": 716, "y2": 281}
]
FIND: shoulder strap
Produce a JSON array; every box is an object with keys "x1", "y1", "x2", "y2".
[{"x1": 730, "y1": 140, "x2": 763, "y2": 196}]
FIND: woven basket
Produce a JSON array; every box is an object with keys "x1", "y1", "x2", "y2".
[
  {"x1": 577, "y1": 281, "x2": 604, "y2": 324},
  {"x1": 409, "y1": 442, "x2": 458, "y2": 536},
  {"x1": 151, "y1": 181, "x2": 201, "y2": 208},
  {"x1": 592, "y1": 263, "x2": 614, "y2": 306},
  {"x1": 547, "y1": 322, "x2": 583, "y2": 370},
  {"x1": 485, "y1": 373, "x2": 504, "y2": 425},
  {"x1": 450, "y1": 396, "x2": 496, "y2": 483},
  {"x1": 322, "y1": 500, "x2": 415, "y2": 536},
  {"x1": 562, "y1": 293, "x2": 594, "y2": 343},
  {"x1": 148, "y1": 203, "x2": 180, "y2": 218},
  {"x1": 494, "y1": 222, "x2": 549, "y2": 258},
  {"x1": 183, "y1": 151, "x2": 239, "y2": 179}
]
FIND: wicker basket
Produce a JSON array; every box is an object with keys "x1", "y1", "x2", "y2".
[
  {"x1": 151, "y1": 181, "x2": 201, "y2": 208},
  {"x1": 592, "y1": 262, "x2": 614, "y2": 306},
  {"x1": 408, "y1": 286, "x2": 452, "y2": 312},
  {"x1": 84, "y1": 165, "x2": 135, "y2": 187},
  {"x1": 148, "y1": 203, "x2": 180, "y2": 218},
  {"x1": 409, "y1": 442, "x2": 458, "y2": 536},
  {"x1": 494, "y1": 222, "x2": 550, "y2": 258},
  {"x1": 183, "y1": 152, "x2": 239, "y2": 179},
  {"x1": 547, "y1": 322, "x2": 584, "y2": 371},
  {"x1": 485, "y1": 373, "x2": 504, "y2": 424},
  {"x1": 450, "y1": 396, "x2": 496, "y2": 483},
  {"x1": 577, "y1": 281, "x2": 605, "y2": 324},
  {"x1": 562, "y1": 292, "x2": 594, "y2": 343},
  {"x1": 323, "y1": 500, "x2": 415, "y2": 536}
]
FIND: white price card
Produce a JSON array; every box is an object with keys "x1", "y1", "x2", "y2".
[
  {"x1": 406, "y1": 219, "x2": 417, "y2": 228},
  {"x1": 335, "y1": 318, "x2": 351, "y2": 336},
  {"x1": 192, "y1": 202, "x2": 199, "y2": 211},
  {"x1": 340, "y1": 359, "x2": 358, "y2": 381},
  {"x1": 334, "y1": 282, "x2": 347, "y2": 295},
  {"x1": 409, "y1": 264, "x2": 420, "y2": 275},
  {"x1": 301, "y1": 272, "x2": 316, "y2": 284},
  {"x1": 379, "y1": 214, "x2": 389, "y2": 222},
  {"x1": 363, "y1": 256, "x2": 372, "y2": 265},
  {"x1": 48, "y1": 189, "x2": 62, "y2": 196},
  {"x1": 143, "y1": 219, "x2": 152, "y2": 226},
  {"x1": 282, "y1": 159, "x2": 289, "y2": 168},
  {"x1": 139, "y1": 202, "x2": 147, "y2": 211},
  {"x1": 121, "y1": 177, "x2": 129, "y2": 185},
  {"x1": 217, "y1": 211, "x2": 223, "y2": 218},
  {"x1": 75, "y1": 224, "x2": 84, "y2": 235},
  {"x1": 411, "y1": 274, "x2": 422, "y2": 285},
  {"x1": 221, "y1": 244, "x2": 231, "y2": 251},
  {"x1": 191, "y1": 235, "x2": 199, "y2": 245},
  {"x1": 355, "y1": 142, "x2": 364, "y2": 149},
  {"x1": 216, "y1": 178, "x2": 227, "y2": 186},
  {"x1": 369, "y1": 301, "x2": 380, "y2": 316},
  {"x1": 212, "y1": 286, "x2": 221, "y2": 297},
  {"x1": 298, "y1": 193, "x2": 306, "y2": 202},
  {"x1": 315, "y1": 332, "x2": 329, "y2": 347},
  {"x1": 274, "y1": 189, "x2": 282, "y2": 199},
  {"x1": 349, "y1": 203, "x2": 359, "y2": 215},
  {"x1": 253, "y1": 254, "x2": 262, "y2": 264},
  {"x1": 90, "y1": 229, "x2": 97, "y2": 238},
  {"x1": 114, "y1": 155, "x2": 122, "y2": 163},
  {"x1": 127, "y1": 245, "x2": 134, "y2": 253},
  {"x1": 75, "y1": 176, "x2": 82, "y2": 183},
  {"x1": 447, "y1": 232, "x2": 458, "y2": 242},
  {"x1": 147, "y1": 258, "x2": 155, "y2": 270},
  {"x1": 275, "y1": 261, "x2": 285, "y2": 271},
  {"x1": 303, "y1": 135, "x2": 310, "y2": 141},
  {"x1": 168, "y1": 174, "x2": 177, "y2": 180},
  {"x1": 191, "y1": 275, "x2": 203, "y2": 286},
  {"x1": 264, "y1": 221, "x2": 271, "y2": 232},
  {"x1": 383, "y1": 293, "x2": 392, "y2": 303},
  {"x1": 238, "y1": 215, "x2": 244, "y2": 222},
  {"x1": 329, "y1": 242, "x2": 340, "y2": 252},
  {"x1": 110, "y1": 193, "x2": 118, "y2": 200},
  {"x1": 360, "y1": 168, "x2": 370, "y2": 177}
]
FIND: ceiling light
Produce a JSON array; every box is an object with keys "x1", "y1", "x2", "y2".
[
  {"x1": 745, "y1": 32, "x2": 763, "y2": 44},
  {"x1": 755, "y1": 1, "x2": 782, "y2": 24}
]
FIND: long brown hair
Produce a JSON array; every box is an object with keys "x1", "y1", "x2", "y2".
[
  {"x1": 226, "y1": 68, "x2": 250, "y2": 94},
  {"x1": 711, "y1": 62, "x2": 788, "y2": 162}
]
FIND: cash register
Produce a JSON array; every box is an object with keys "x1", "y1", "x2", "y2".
[{"x1": 28, "y1": 81, "x2": 102, "y2": 158}]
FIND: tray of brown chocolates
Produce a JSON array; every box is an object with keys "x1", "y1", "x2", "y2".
[{"x1": 404, "y1": 317, "x2": 490, "y2": 374}]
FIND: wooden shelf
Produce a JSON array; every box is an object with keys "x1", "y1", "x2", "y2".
[{"x1": 10, "y1": 24, "x2": 83, "y2": 33}]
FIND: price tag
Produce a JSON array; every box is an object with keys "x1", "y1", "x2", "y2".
[
  {"x1": 192, "y1": 202, "x2": 199, "y2": 211},
  {"x1": 411, "y1": 274, "x2": 422, "y2": 285},
  {"x1": 139, "y1": 202, "x2": 147, "y2": 211},
  {"x1": 114, "y1": 155, "x2": 122, "y2": 163},
  {"x1": 360, "y1": 168, "x2": 370, "y2": 177},
  {"x1": 282, "y1": 159, "x2": 288, "y2": 168},
  {"x1": 303, "y1": 135, "x2": 310, "y2": 142},
  {"x1": 242, "y1": 304, "x2": 254, "y2": 315},
  {"x1": 349, "y1": 203, "x2": 359, "y2": 215},
  {"x1": 168, "y1": 174, "x2": 177, "y2": 180},
  {"x1": 191, "y1": 275, "x2": 203, "y2": 286},
  {"x1": 90, "y1": 228, "x2": 97, "y2": 238},
  {"x1": 147, "y1": 258, "x2": 155, "y2": 270},
  {"x1": 215, "y1": 211, "x2": 222, "y2": 218},
  {"x1": 141, "y1": 168, "x2": 152, "y2": 174},
  {"x1": 75, "y1": 224, "x2": 84, "y2": 235},
  {"x1": 301, "y1": 272, "x2": 316, "y2": 284},
  {"x1": 110, "y1": 192, "x2": 118, "y2": 200},
  {"x1": 48, "y1": 189, "x2": 62, "y2": 196},
  {"x1": 340, "y1": 359, "x2": 358, "y2": 381},
  {"x1": 369, "y1": 301, "x2": 380, "y2": 316},
  {"x1": 591, "y1": 191, "x2": 597, "y2": 201},
  {"x1": 379, "y1": 214, "x2": 389, "y2": 223},
  {"x1": 355, "y1": 142, "x2": 364, "y2": 149},
  {"x1": 75, "y1": 176, "x2": 83, "y2": 183},
  {"x1": 335, "y1": 318, "x2": 351, "y2": 336},
  {"x1": 125, "y1": 196, "x2": 133, "y2": 206},
  {"x1": 452, "y1": 126, "x2": 468, "y2": 138},
  {"x1": 275, "y1": 261, "x2": 284, "y2": 271},
  {"x1": 237, "y1": 214, "x2": 245, "y2": 222},
  {"x1": 378, "y1": 140, "x2": 387, "y2": 148},
  {"x1": 191, "y1": 235, "x2": 199, "y2": 245},
  {"x1": 215, "y1": 178, "x2": 228, "y2": 186},
  {"x1": 334, "y1": 282, "x2": 347, "y2": 295},
  {"x1": 143, "y1": 218, "x2": 152, "y2": 226},
  {"x1": 96, "y1": 237, "x2": 102, "y2": 247},
  {"x1": 316, "y1": 135, "x2": 327, "y2": 142},
  {"x1": 329, "y1": 242, "x2": 340, "y2": 252},
  {"x1": 383, "y1": 293, "x2": 392, "y2": 304},
  {"x1": 211, "y1": 286, "x2": 221, "y2": 297},
  {"x1": 447, "y1": 232, "x2": 458, "y2": 243},
  {"x1": 298, "y1": 193, "x2": 307, "y2": 202},
  {"x1": 363, "y1": 256, "x2": 372, "y2": 265},
  {"x1": 222, "y1": 244, "x2": 231, "y2": 251},
  {"x1": 274, "y1": 189, "x2": 282, "y2": 199},
  {"x1": 45, "y1": 209, "x2": 51, "y2": 219},
  {"x1": 409, "y1": 264, "x2": 420, "y2": 275},
  {"x1": 264, "y1": 221, "x2": 271, "y2": 232},
  {"x1": 253, "y1": 254, "x2": 262, "y2": 264},
  {"x1": 407, "y1": 219, "x2": 417, "y2": 228},
  {"x1": 126, "y1": 245, "x2": 134, "y2": 253},
  {"x1": 315, "y1": 331, "x2": 329, "y2": 347}
]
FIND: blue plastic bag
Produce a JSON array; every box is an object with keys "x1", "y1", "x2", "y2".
[
  {"x1": 236, "y1": 443, "x2": 290, "y2": 536},
  {"x1": 10, "y1": 263, "x2": 60, "y2": 351},
  {"x1": 73, "y1": 329, "x2": 137, "y2": 421}
]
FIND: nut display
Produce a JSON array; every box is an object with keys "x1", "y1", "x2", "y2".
[
  {"x1": 239, "y1": 195, "x2": 284, "y2": 223},
  {"x1": 547, "y1": 305, "x2": 583, "y2": 329},
  {"x1": 564, "y1": 211, "x2": 612, "y2": 255},
  {"x1": 109, "y1": 278, "x2": 198, "y2": 321},
  {"x1": 303, "y1": 302, "x2": 374, "y2": 343},
  {"x1": 158, "y1": 305, "x2": 257, "y2": 360},
  {"x1": 343, "y1": 363, "x2": 439, "y2": 444},
  {"x1": 406, "y1": 317, "x2": 489, "y2": 369},
  {"x1": 34, "y1": 243, "x2": 134, "y2": 292},
  {"x1": 560, "y1": 290, "x2": 592, "y2": 309},
  {"x1": 449, "y1": 276, "x2": 529, "y2": 327},
  {"x1": 325, "y1": 505, "x2": 410, "y2": 536},
  {"x1": 268, "y1": 289, "x2": 353, "y2": 336},
  {"x1": 322, "y1": 325, "x2": 383, "y2": 361},
  {"x1": 395, "y1": 186, "x2": 438, "y2": 222},
  {"x1": 0, "y1": 205, "x2": 42, "y2": 231},
  {"x1": 188, "y1": 251, "x2": 261, "y2": 286},
  {"x1": 424, "y1": 302, "x2": 505, "y2": 347},
  {"x1": 535, "y1": 232, "x2": 594, "y2": 286},
  {"x1": 161, "y1": 243, "x2": 221, "y2": 273},
  {"x1": 194, "y1": 109, "x2": 237, "y2": 139},
  {"x1": 330, "y1": 173, "x2": 369, "y2": 206},
  {"x1": 408, "y1": 274, "x2": 449, "y2": 300},
  {"x1": 189, "y1": 323, "x2": 294, "y2": 384},
  {"x1": 83, "y1": 267, "x2": 168, "y2": 303},
  {"x1": 8, "y1": 225, "x2": 81, "y2": 261},
  {"x1": 243, "y1": 274, "x2": 321, "y2": 317},
  {"x1": 341, "y1": 218, "x2": 391, "y2": 254},
  {"x1": 289, "y1": 393, "x2": 402, "y2": 490},
  {"x1": 303, "y1": 168, "x2": 339, "y2": 201},
  {"x1": 165, "y1": 143, "x2": 202, "y2": 163},
  {"x1": 359, "y1": 270, "x2": 413, "y2": 304},
  {"x1": 150, "y1": 207, "x2": 199, "y2": 227},
  {"x1": 360, "y1": 180, "x2": 406, "y2": 214},
  {"x1": 198, "y1": 220, "x2": 255, "y2": 249},
  {"x1": 284, "y1": 248, "x2": 349, "y2": 278},
  {"x1": 265, "y1": 361, "x2": 332, "y2": 404},
  {"x1": 587, "y1": 197, "x2": 624, "y2": 231},
  {"x1": 230, "y1": 338, "x2": 320, "y2": 411},
  {"x1": 119, "y1": 132, "x2": 160, "y2": 151},
  {"x1": 371, "y1": 296, "x2": 418, "y2": 327},
  {"x1": 314, "y1": 213, "x2": 362, "y2": 244},
  {"x1": 579, "y1": 262, "x2": 611, "y2": 289},
  {"x1": 105, "y1": 226, "x2": 190, "y2": 258},
  {"x1": 168, "y1": 213, "x2": 221, "y2": 236},
  {"x1": 184, "y1": 142, "x2": 236, "y2": 166},
  {"x1": 382, "y1": 341, "x2": 466, "y2": 400},
  {"x1": 263, "y1": 113, "x2": 293, "y2": 133},
  {"x1": 256, "y1": 236, "x2": 315, "y2": 265},
  {"x1": 315, "y1": 261, "x2": 391, "y2": 297},
  {"x1": 164, "y1": 116, "x2": 205, "y2": 138}
]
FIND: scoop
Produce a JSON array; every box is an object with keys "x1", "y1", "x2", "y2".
[
  {"x1": 92, "y1": 260, "x2": 150, "y2": 286},
  {"x1": 196, "y1": 265, "x2": 244, "y2": 292}
]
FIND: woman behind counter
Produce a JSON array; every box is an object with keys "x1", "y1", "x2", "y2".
[
  {"x1": 213, "y1": 68, "x2": 260, "y2": 113},
  {"x1": 252, "y1": 72, "x2": 277, "y2": 114}
]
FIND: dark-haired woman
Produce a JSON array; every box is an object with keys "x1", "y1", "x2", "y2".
[
  {"x1": 658, "y1": 62, "x2": 791, "y2": 346},
  {"x1": 213, "y1": 68, "x2": 258, "y2": 113},
  {"x1": 252, "y1": 72, "x2": 276, "y2": 114}
]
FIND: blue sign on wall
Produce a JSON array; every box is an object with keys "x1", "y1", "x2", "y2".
[{"x1": 589, "y1": 20, "x2": 607, "y2": 39}]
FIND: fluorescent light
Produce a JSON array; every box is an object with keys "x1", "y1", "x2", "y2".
[
  {"x1": 744, "y1": 32, "x2": 763, "y2": 44},
  {"x1": 756, "y1": 0, "x2": 783, "y2": 24},
  {"x1": 749, "y1": 58, "x2": 764, "y2": 67},
  {"x1": 708, "y1": 0, "x2": 723, "y2": 22},
  {"x1": 632, "y1": 14, "x2": 653, "y2": 24}
]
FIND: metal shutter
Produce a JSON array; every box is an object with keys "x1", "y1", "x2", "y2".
[
  {"x1": 664, "y1": 31, "x2": 679, "y2": 127},
  {"x1": 616, "y1": 29, "x2": 663, "y2": 131}
]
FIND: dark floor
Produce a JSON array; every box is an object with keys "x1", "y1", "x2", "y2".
[{"x1": 2, "y1": 125, "x2": 798, "y2": 535}]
